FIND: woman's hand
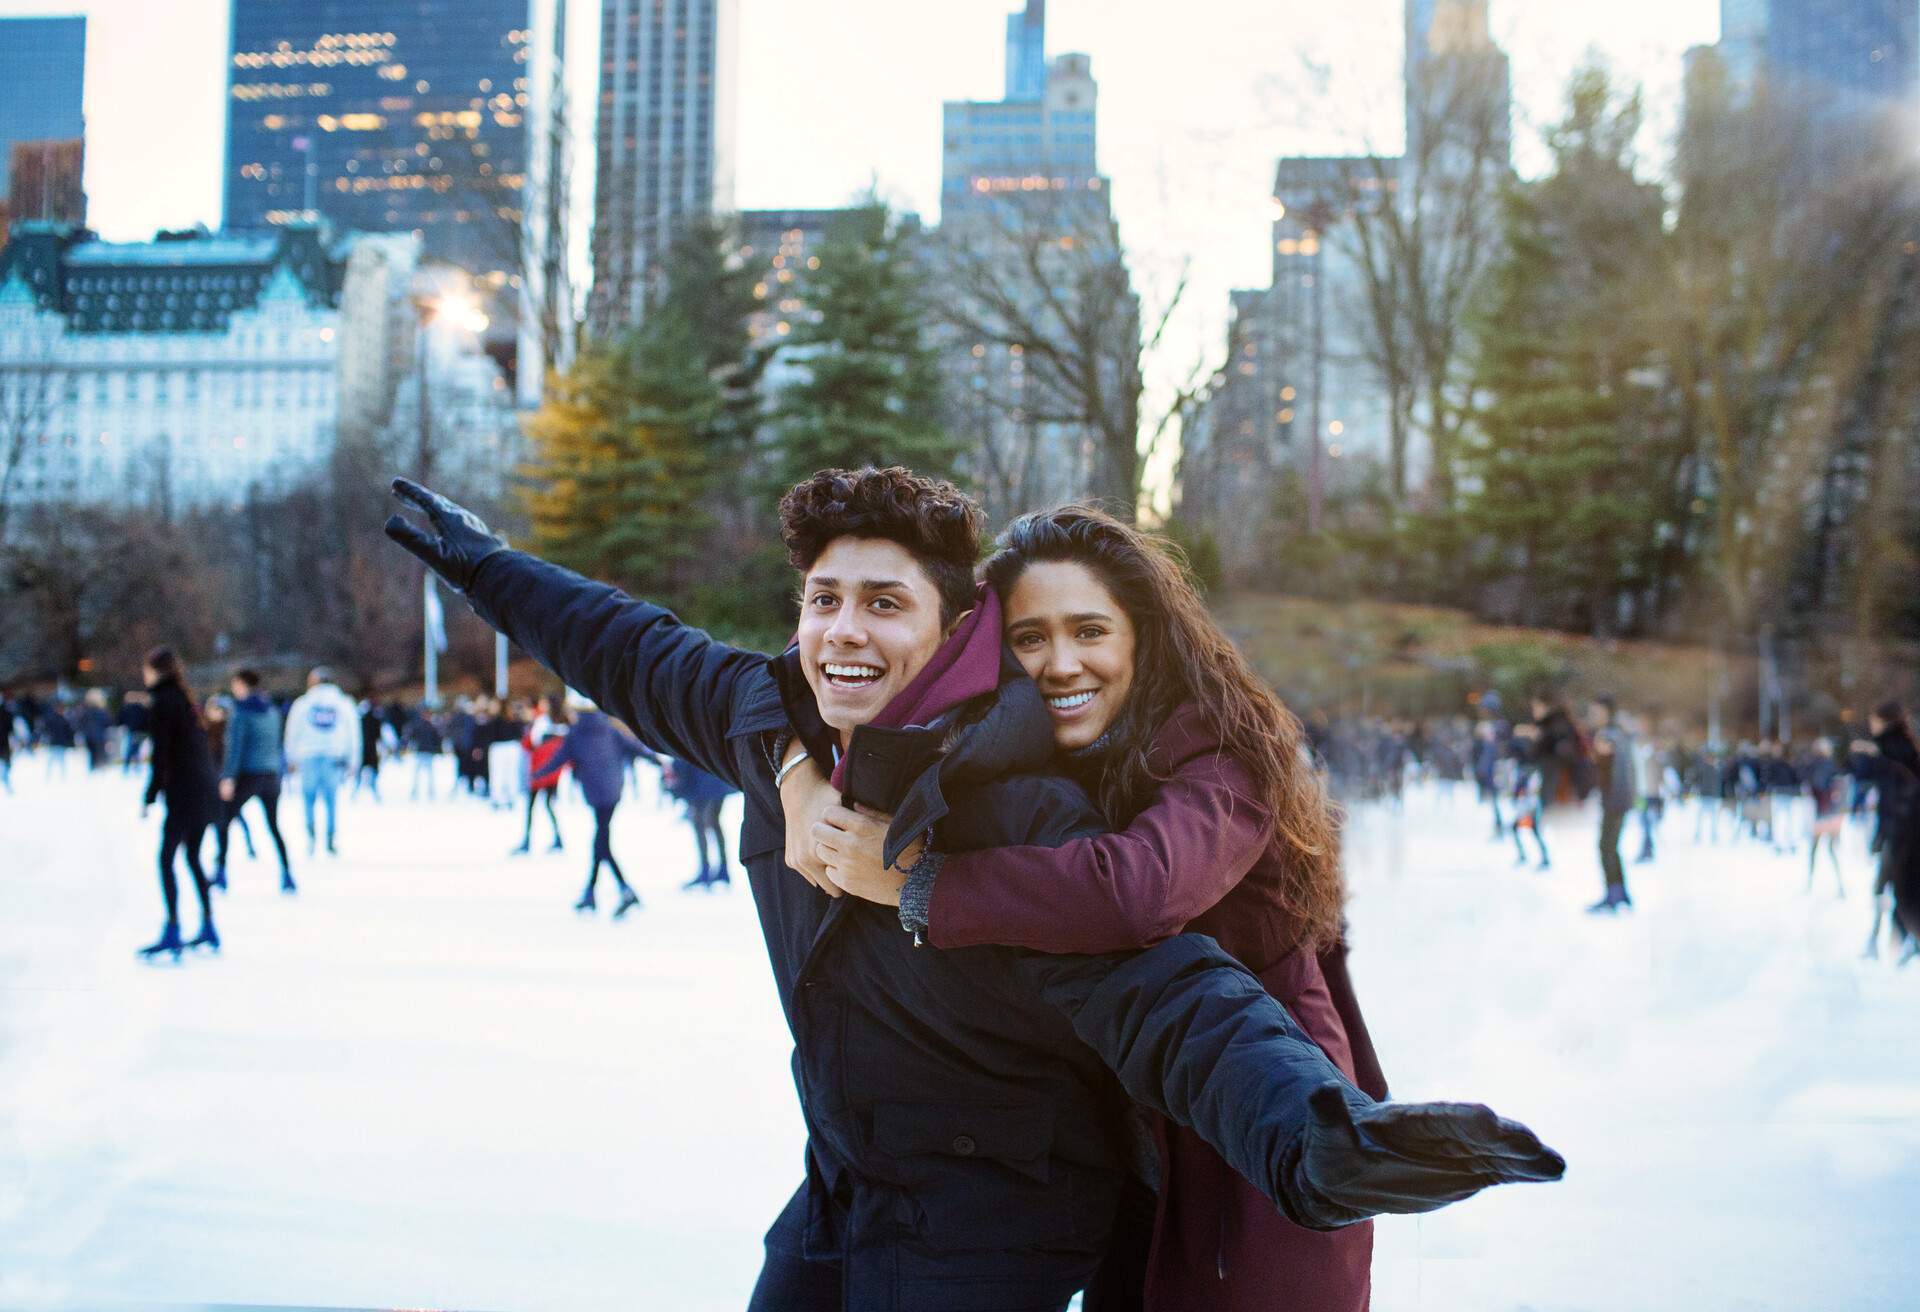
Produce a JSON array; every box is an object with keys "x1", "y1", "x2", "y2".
[
  {"x1": 814, "y1": 804, "x2": 920, "y2": 907},
  {"x1": 778, "y1": 747, "x2": 843, "y2": 898}
]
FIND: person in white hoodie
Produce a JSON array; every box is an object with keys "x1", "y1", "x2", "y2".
[{"x1": 284, "y1": 666, "x2": 358, "y2": 856}]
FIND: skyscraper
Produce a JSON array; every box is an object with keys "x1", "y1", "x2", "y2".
[
  {"x1": 223, "y1": 1, "x2": 531, "y2": 286},
  {"x1": 1719, "y1": 0, "x2": 1919, "y2": 111},
  {"x1": 1404, "y1": 0, "x2": 1511, "y2": 172},
  {"x1": 941, "y1": 48, "x2": 1101, "y2": 219},
  {"x1": 1405, "y1": 0, "x2": 1438, "y2": 80},
  {"x1": 588, "y1": 0, "x2": 739, "y2": 332},
  {"x1": 0, "y1": 17, "x2": 85, "y2": 213},
  {"x1": 1005, "y1": 0, "x2": 1047, "y2": 101},
  {"x1": 937, "y1": 4, "x2": 1132, "y2": 517}
]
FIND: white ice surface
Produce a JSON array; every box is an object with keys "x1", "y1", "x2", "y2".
[{"x1": 1, "y1": 761, "x2": 1916, "y2": 1311}]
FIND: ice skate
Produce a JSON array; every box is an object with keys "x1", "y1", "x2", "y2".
[
  {"x1": 613, "y1": 889, "x2": 642, "y2": 919},
  {"x1": 187, "y1": 922, "x2": 221, "y2": 954},
  {"x1": 138, "y1": 921, "x2": 184, "y2": 962}
]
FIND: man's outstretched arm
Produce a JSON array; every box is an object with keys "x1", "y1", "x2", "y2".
[
  {"x1": 384, "y1": 479, "x2": 762, "y2": 786},
  {"x1": 1019, "y1": 935, "x2": 1565, "y2": 1232}
]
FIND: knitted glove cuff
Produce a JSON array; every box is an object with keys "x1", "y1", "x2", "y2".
[{"x1": 897, "y1": 840, "x2": 943, "y2": 943}]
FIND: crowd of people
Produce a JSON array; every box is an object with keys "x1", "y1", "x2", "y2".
[
  {"x1": 0, "y1": 664, "x2": 743, "y2": 960},
  {"x1": 1305, "y1": 692, "x2": 1920, "y2": 960}
]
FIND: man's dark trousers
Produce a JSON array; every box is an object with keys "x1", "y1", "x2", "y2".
[{"x1": 1599, "y1": 804, "x2": 1630, "y2": 903}]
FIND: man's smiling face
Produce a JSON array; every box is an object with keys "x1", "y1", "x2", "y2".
[{"x1": 797, "y1": 536, "x2": 949, "y2": 744}]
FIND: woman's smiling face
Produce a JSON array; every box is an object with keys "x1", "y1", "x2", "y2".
[{"x1": 1003, "y1": 560, "x2": 1136, "y2": 751}]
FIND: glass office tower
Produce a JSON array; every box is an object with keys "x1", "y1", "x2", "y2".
[{"x1": 223, "y1": 0, "x2": 532, "y2": 284}]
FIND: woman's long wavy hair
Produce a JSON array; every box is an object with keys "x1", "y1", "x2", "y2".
[{"x1": 983, "y1": 506, "x2": 1346, "y2": 948}]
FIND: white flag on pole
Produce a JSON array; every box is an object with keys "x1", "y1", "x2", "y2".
[{"x1": 424, "y1": 576, "x2": 448, "y2": 654}]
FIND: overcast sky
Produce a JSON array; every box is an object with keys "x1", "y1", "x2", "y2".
[{"x1": 1, "y1": 0, "x2": 1720, "y2": 497}]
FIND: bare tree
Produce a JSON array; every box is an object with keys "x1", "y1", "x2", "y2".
[
  {"x1": 931, "y1": 186, "x2": 1200, "y2": 520},
  {"x1": 1261, "y1": 41, "x2": 1512, "y2": 509},
  {"x1": 0, "y1": 346, "x2": 67, "y2": 541},
  {"x1": 0, "y1": 505, "x2": 218, "y2": 683},
  {"x1": 1668, "y1": 51, "x2": 1920, "y2": 650}
]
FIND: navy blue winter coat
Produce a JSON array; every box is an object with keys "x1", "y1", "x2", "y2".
[
  {"x1": 41, "y1": 709, "x2": 75, "y2": 749},
  {"x1": 547, "y1": 709, "x2": 653, "y2": 809},
  {"x1": 463, "y1": 550, "x2": 1371, "y2": 1308},
  {"x1": 664, "y1": 757, "x2": 735, "y2": 805}
]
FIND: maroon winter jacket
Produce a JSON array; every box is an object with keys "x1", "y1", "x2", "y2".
[{"x1": 928, "y1": 702, "x2": 1384, "y2": 1312}]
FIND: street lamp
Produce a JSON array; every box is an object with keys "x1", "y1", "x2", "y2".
[
  {"x1": 410, "y1": 275, "x2": 500, "y2": 708},
  {"x1": 409, "y1": 285, "x2": 489, "y2": 488}
]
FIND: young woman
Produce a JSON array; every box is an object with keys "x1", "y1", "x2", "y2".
[
  {"x1": 790, "y1": 506, "x2": 1383, "y2": 1312},
  {"x1": 547, "y1": 703, "x2": 654, "y2": 917},
  {"x1": 139, "y1": 647, "x2": 221, "y2": 960},
  {"x1": 511, "y1": 696, "x2": 569, "y2": 855}
]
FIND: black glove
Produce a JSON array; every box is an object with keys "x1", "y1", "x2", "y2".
[
  {"x1": 383, "y1": 478, "x2": 508, "y2": 593},
  {"x1": 1281, "y1": 1085, "x2": 1565, "y2": 1230}
]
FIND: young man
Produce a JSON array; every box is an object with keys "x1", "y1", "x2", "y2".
[
  {"x1": 216, "y1": 668, "x2": 295, "y2": 893},
  {"x1": 284, "y1": 667, "x2": 357, "y2": 856},
  {"x1": 1588, "y1": 693, "x2": 1637, "y2": 914},
  {"x1": 386, "y1": 469, "x2": 1562, "y2": 1310}
]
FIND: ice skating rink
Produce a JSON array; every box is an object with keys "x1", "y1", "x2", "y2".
[{"x1": 2, "y1": 763, "x2": 1916, "y2": 1310}]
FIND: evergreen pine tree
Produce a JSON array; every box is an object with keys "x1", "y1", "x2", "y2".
[
  {"x1": 520, "y1": 311, "x2": 721, "y2": 607},
  {"x1": 520, "y1": 220, "x2": 761, "y2": 611},
  {"x1": 766, "y1": 202, "x2": 961, "y2": 490},
  {"x1": 1457, "y1": 67, "x2": 1667, "y2": 634}
]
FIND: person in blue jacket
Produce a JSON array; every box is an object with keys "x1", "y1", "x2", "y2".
[
  {"x1": 664, "y1": 756, "x2": 737, "y2": 889},
  {"x1": 546, "y1": 701, "x2": 656, "y2": 917},
  {"x1": 386, "y1": 470, "x2": 1563, "y2": 1312},
  {"x1": 215, "y1": 667, "x2": 295, "y2": 893}
]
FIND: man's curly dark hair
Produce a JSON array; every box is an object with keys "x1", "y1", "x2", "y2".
[{"x1": 778, "y1": 467, "x2": 984, "y2": 627}]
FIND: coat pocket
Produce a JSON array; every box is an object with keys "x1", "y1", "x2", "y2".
[
  {"x1": 870, "y1": 1101, "x2": 1103, "y2": 1254},
  {"x1": 872, "y1": 1101, "x2": 1054, "y2": 1183}
]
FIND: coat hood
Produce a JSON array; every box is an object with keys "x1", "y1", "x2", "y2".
[
  {"x1": 825, "y1": 585, "x2": 1003, "y2": 791},
  {"x1": 771, "y1": 629, "x2": 1057, "y2": 869},
  {"x1": 844, "y1": 645, "x2": 1056, "y2": 868}
]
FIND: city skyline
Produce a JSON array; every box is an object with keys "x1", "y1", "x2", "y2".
[{"x1": 0, "y1": 0, "x2": 1721, "y2": 500}]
